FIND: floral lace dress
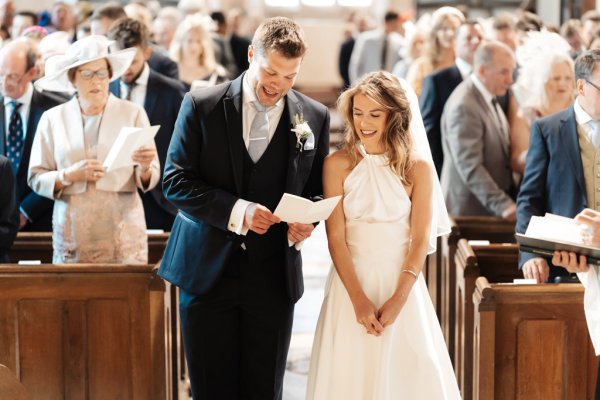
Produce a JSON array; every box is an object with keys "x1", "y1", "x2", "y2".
[{"x1": 52, "y1": 113, "x2": 148, "y2": 264}]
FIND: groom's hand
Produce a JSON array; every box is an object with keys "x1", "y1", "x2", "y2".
[
  {"x1": 244, "y1": 203, "x2": 280, "y2": 234},
  {"x1": 287, "y1": 222, "x2": 315, "y2": 243}
]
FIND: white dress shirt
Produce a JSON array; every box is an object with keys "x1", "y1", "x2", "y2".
[
  {"x1": 455, "y1": 57, "x2": 472, "y2": 80},
  {"x1": 119, "y1": 63, "x2": 149, "y2": 107},
  {"x1": 574, "y1": 96, "x2": 598, "y2": 144}
]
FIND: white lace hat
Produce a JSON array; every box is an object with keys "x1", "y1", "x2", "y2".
[{"x1": 35, "y1": 35, "x2": 135, "y2": 92}]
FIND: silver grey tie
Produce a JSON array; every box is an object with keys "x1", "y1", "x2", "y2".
[{"x1": 248, "y1": 100, "x2": 269, "y2": 162}]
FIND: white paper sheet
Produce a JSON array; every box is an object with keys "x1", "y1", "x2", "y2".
[
  {"x1": 103, "y1": 125, "x2": 160, "y2": 172},
  {"x1": 274, "y1": 193, "x2": 342, "y2": 224}
]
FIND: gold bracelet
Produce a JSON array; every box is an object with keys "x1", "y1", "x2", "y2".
[{"x1": 401, "y1": 269, "x2": 418, "y2": 279}]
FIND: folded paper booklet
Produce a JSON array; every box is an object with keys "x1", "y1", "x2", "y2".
[
  {"x1": 274, "y1": 193, "x2": 342, "y2": 224},
  {"x1": 103, "y1": 125, "x2": 160, "y2": 172},
  {"x1": 516, "y1": 213, "x2": 600, "y2": 264}
]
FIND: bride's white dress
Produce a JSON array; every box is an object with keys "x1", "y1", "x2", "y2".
[{"x1": 305, "y1": 145, "x2": 460, "y2": 400}]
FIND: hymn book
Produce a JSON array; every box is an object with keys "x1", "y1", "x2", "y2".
[{"x1": 516, "y1": 213, "x2": 600, "y2": 264}]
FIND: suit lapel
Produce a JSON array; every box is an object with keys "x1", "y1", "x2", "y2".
[
  {"x1": 469, "y1": 80, "x2": 509, "y2": 157},
  {"x1": 284, "y1": 90, "x2": 302, "y2": 194},
  {"x1": 144, "y1": 71, "x2": 158, "y2": 119},
  {"x1": 109, "y1": 80, "x2": 120, "y2": 98},
  {"x1": 21, "y1": 90, "x2": 44, "y2": 176},
  {"x1": 561, "y1": 108, "x2": 586, "y2": 197},
  {"x1": 223, "y1": 75, "x2": 244, "y2": 196}
]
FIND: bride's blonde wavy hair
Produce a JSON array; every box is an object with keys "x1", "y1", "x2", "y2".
[{"x1": 338, "y1": 71, "x2": 414, "y2": 184}]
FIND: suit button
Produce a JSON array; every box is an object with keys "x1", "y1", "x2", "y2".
[{"x1": 226, "y1": 233, "x2": 234, "y2": 240}]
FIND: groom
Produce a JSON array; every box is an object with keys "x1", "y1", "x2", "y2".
[{"x1": 158, "y1": 17, "x2": 330, "y2": 399}]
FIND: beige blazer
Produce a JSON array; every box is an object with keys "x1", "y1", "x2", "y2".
[{"x1": 28, "y1": 94, "x2": 160, "y2": 200}]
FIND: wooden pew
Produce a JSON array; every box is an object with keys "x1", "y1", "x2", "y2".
[
  {"x1": 0, "y1": 364, "x2": 29, "y2": 400},
  {"x1": 7, "y1": 232, "x2": 169, "y2": 264},
  {"x1": 0, "y1": 264, "x2": 167, "y2": 400},
  {"x1": 454, "y1": 239, "x2": 522, "y2": 400},
  {"x1": 473, "y1": 277, "x2": 598, "y2": 400},
  {"x1": 435, "y1": 216, "x2": 515, "y2": 369}
]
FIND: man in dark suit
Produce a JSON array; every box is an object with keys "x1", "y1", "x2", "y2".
[
  {"x1": 0, "y1": 155, "x2": 19, "y2": 262},
  {"x1": 90, "y1": 3, "x2": 179, "y2": 80},
  {"x1": 158, "y1": 17, "x2": 329, "y2": 399},
  {"x1": 0, "y1": 40, "x2": 65, "y2": 232},
  {"x1": 516, "y1": 50, "x2": 600, "y2": 283},
  {"x1": 108, "y1": 18, "x2": 186, "y2": 232},
  {"x1": 420, "y1": 20, "x2": 484, "y2": 176}
]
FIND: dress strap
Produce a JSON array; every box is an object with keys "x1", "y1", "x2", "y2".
[{"x1": 357, "y1": 143, "x2": 369, "y2": 158}]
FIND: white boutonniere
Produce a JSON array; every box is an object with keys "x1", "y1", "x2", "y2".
[{"x1": 291, "y1": 113, "x2": 315, "y2": 151}]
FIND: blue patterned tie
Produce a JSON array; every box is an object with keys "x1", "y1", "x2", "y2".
[
  {"x1": 248, "y1": 100, "x2": 269, "y2": 163},
  {"x1": 6, "y1": 100, "x2": 23, "y2": 173}
]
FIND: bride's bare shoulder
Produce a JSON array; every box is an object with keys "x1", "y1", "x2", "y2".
[{"x1": 324, "y1": 148, "x2": 354, "y2": 171}]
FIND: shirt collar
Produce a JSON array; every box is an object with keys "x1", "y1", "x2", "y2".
[
  {"x1": 242, "y1": 72, "x2": 284, "y2": 110},
  {"x1": 470, "y1": 73, "x2": 495, "y2": 105},
  {"x1": 135, "y1": 63, "x2": 150, "y2": 86},
  {"x1": 455, "y1": 57, "x2": 472, "y2": 79},
  {"x1": 574, "y1": 96, "x2": 594, "y2": 126},
  {"x1": 4, "y1": 82, "x2": 33, "y2": 107}
]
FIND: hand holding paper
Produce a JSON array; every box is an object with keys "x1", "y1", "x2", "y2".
[
  {"x1": 274, "y1": 193, "x2": 342, "y2": 224},
  {"x1": 103, "y1": 125, "x2": 159, "y2": 172}
]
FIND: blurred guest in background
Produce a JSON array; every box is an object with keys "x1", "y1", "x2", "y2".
[
  {"x1": 406, "y1": 6, "x2": 464, "y2": 97},
  {"x1": 170, "y1": 13, "x2": 229, "y2": 90},
  {"x1": 0, "y1": 40, "x2": 65, "y2": 231}
]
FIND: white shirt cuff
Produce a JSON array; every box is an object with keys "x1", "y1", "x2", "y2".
[
  {"x1": 288, "y1": 238, "x2": 306, "y2": 251},
  {"x1": 228, "y1": 199, "x2": 252, "y2": 235}
]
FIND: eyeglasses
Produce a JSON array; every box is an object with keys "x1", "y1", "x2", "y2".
[
  {"x1": 0, "y1": 73, "x2": 25, "y2": 83},
  {"x1": 585, "y1": 79, "x2": 600, "y2": 92},
  {"x1": 78, "y1": 68, "x2": 110, "y2": 81}
]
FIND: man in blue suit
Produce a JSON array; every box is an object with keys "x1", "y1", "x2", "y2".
[
  {"x1": 0, "y1": 40, "x2": 65, "y2": 232},
  {"x1": 516, "y1": 50, "x2": 600, "y2": 283},
  {"x1": 108, "y1": 18, "x2": 186, "y2": 231},
  {"x1": 158, "y1": 17, "x2": 329, "y2": 399},
  {"x1": 420, "y1": 21, "x2": 484, "y2": 176}
]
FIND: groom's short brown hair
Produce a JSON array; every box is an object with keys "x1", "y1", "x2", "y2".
[{"x1": 251, "y1": 17, "x2": 307, "y2": 59}]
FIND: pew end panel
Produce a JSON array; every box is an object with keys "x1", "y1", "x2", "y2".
[
  {"x1": 473, "y1": 277, "x2": 599, "y2": 400},
  {"x1": 0, "y1": 264, "x2": 168, "y2": 400}
]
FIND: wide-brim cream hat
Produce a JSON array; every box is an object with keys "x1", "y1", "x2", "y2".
[{"x1": 35, "y1": 35, "x2": 135, "y2": 93}]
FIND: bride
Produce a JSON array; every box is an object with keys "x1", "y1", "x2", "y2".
[{"x1": 305, "y1": 71, "x2": 459, "y2": 399}]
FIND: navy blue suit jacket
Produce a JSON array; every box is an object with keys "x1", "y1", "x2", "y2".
[
  {"x1": 516, "y1": 106, "x2": 587, "y2": 270},
  {"x1": 157, "y1": 73, "x2": 330, "y2": 302},
  {"x1": 420, "y1": 65, "x2": 463, "y2": 176},
  {"x1": 0, "y1": 89, "x2": 66, "y2": 231},
  {"x1": 148, "y1": 48, "x2": 179, "y2": 80},
  {"x1": 110, "y1": 70, "x2": 186, "y2": 229},
  {"x1": 0, "y1": 155, "x2": 18, "y2": 262}
]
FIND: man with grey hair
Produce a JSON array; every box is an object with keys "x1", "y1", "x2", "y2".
[
  {"x1": 517, "y1": 50, "x2": 600, "y2": 283},
  {"x1": 0, "y1": 40, "x2": 65, "y2": 231},
  {"x1": 441, "y1": 40, "x2": 516, "y2": 220}
]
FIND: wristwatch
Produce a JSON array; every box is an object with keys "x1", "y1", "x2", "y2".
[{"x1": 58, "y1": 169, "x2": 73, "y2": 186}]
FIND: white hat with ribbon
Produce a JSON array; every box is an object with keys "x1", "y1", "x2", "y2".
[{"x1": 35, "y1": 35, "x2": 135, "y2": 93}]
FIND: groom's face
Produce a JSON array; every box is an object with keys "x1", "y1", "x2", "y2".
[{"x1": 247, "y1": 47, "x2": 302, "y2": 107}]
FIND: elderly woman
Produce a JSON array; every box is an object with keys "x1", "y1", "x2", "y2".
[
  {"x1": 169, "y1": 13, "x2": 229, "y2": 90},
  {"x1": 509, "y1": 32, "x2": 575, "y2": 174},
  {"x1": 28, "y1": 35, "x2": 159, "y2": 264}
]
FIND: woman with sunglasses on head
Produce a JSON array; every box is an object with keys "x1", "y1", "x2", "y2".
[{"x1": 28, "y1": 35, "x2": 159, "y2": 264}]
